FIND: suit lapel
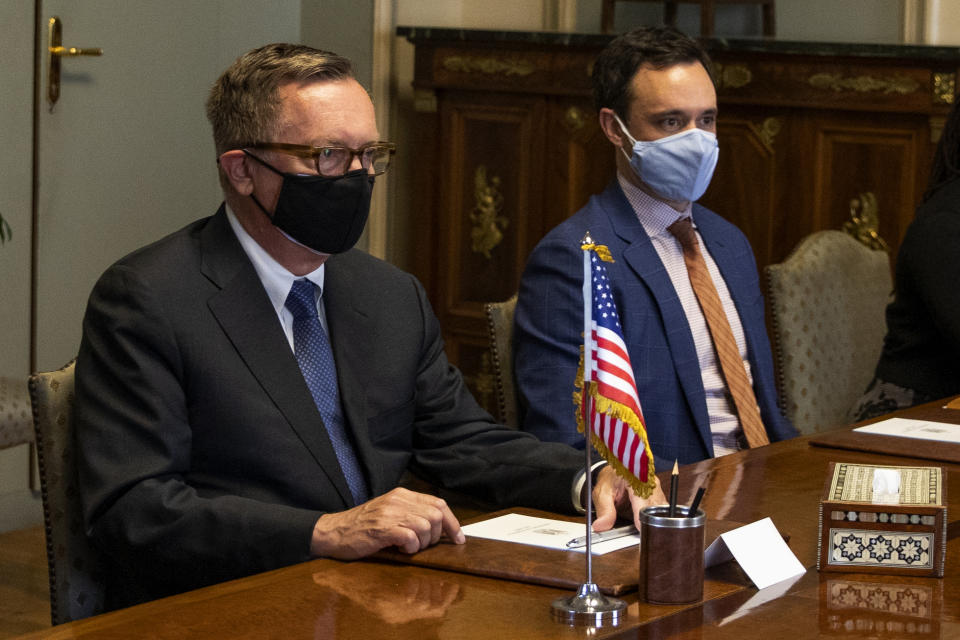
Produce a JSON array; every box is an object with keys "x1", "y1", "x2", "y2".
[
  {"x1": 601, "y1": 186, "x2": 714, "y2": 455},
  {"x1": 200, "y1": 208, "x2": 354, "y2": 508}
]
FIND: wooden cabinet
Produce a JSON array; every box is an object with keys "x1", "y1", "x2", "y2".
[{"x1": 398, "y1": 28, "x2": 960, "y2": 416}]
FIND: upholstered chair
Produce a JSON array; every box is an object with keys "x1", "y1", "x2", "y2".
[
  {"x1": 483, "y1": 294, "x2": 520, "y2": 428},
  {"x1": 30, "y1": 360, "x2": 106, "y2": 624},
  {"x1": 0, "y1": 374, "x2": 33, "y2": 450},
  {"x1": 765, "y1": 231, "x2": 892, "y2": 435}
]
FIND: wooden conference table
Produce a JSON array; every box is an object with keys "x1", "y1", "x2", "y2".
[{"x1": 15, "y1": 402, "x2": 960, "y2": 639}]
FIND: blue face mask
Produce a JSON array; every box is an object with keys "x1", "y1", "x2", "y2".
[{"x1": 613, "y1": 113, "x2": 719, "y2": 203}]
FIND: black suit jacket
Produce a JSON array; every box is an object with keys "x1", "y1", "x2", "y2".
[{"x1": 75, "y1": 207, "x2": 583, "y2": 607}]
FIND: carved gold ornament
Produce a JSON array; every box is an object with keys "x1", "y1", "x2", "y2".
[
  {"x1": 564, "y1": 106, "x2": 586, "y2": 132},
  {"x1": 933, "y1": 72, "x2": 956, "y2": 105},
  {"x1": 808, "y1": 72, "x2": 920, "y2": 95},
  {"x1": 714, "y1": 63, "x2": 752, "y2": 90},
  {"x1": 469, "y1": 166, "x2": 509, "y2": 259},
  {"x1": 843, "y1": 191, "x2": 889, "y2": 252},
  {"x1": 442, "y1": 55, "x2": 535, "y2": 77},
  {"x1": 757, "y1": 116, "x2": 783, "y2": 149}
]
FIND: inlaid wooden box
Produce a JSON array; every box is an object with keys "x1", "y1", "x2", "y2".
[{"x1": 817, "y1": 462, "x2": 946, "y2": 577}]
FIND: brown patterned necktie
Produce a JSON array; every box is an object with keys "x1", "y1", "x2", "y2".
[{"x1": 667, "y1": 216, "x2": 770, "y2": 448}]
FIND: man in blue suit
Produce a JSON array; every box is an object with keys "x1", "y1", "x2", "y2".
[{"x1": 515, "y1": 27, "x2": 796, "y2": 474}]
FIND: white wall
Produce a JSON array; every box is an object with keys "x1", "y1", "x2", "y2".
[
  {"x1": 777, "y1": 0, "x2": 903, "y2": 43},
  {"x1": 0, "y1": 0, "x2": 34, "y2": 382},
  {"x1": 577, "y1": 0, "x2": 905, "y2": 42},
  {"x1": 0, "y1": 0, "x2": 41, "y2": 533},
  {"x1": 925, "y1": 0, "x2": 960, "y2": 44}
]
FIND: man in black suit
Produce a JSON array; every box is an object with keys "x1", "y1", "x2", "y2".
[{"x1": 74, "y1": 44, "x2": 647, "y2": 609}]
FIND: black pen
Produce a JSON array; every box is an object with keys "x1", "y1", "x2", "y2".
[
  {"x1": 668, "y1": 459, "x2": 679, "y2": 517},
  {"x1": 687, "y1": 486, "x2": 705, "y2": 518}
]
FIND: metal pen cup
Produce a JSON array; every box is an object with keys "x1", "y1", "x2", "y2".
[{"x1": 639, "y1": 505, "x2": 706, "y2": 604}]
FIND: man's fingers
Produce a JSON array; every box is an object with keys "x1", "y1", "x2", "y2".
[
  {"x1": 407, "y1": 492, "x2": 463, "y2": 545},
  {"x1": 591, "y1": 469, "x2": 620, "y2": 532},
  {"x1": 390, "y1": 525, "x2": 424, "y2": 554},
  {"x1": 311, "y1": 489, "x2": 465, "y2": 559},
  {"x1": 627, "y1": 488, "x2": 645, "y2": 529},
  {"x1": 390, "y1": 492, "x2": 463, "y2": 552},
  {"x1": 438, "y1": 500, "x2": 465, "y2": 544}
]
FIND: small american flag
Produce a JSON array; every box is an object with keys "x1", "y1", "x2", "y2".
[{"x1": 574, "y1": 238, "x2": 656, "y2": 497}]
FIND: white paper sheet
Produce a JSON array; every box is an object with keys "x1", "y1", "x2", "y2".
[
  {"x1": 704, "y1": 517, "x2": 805, "y2": 590},
  {"x1": 461, "y1": 513, "x2": 640, "y2": 555},
  {"x1": 854, "y1": 417, "x2": 960, "y2": 444}
]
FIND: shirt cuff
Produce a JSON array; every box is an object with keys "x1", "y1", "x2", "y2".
[{"x1": 571, "y1": 460, "x2": 608, "y2": 514}]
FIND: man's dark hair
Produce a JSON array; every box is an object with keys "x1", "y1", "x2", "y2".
[{"x1": 592, "y1": 26, "x2": 714, "y2": 120}]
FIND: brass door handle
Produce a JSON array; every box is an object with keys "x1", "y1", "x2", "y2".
[
  {"x1": 47, "y1": 16, "x2": 103, "y2": 109},
  {"x1": 50, "y1": 46, "x2": 104, "y2": 57}
]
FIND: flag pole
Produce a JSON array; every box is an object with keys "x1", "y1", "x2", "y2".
[
  {"x1": 582, "y1": 230, "x2": 595, "y2": 584},
  {"x1": 550, "y1": 231, "x2": 626, "y2": 627}
]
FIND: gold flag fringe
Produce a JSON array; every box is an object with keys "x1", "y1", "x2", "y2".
[{"x1": 573, "y1": 352, "x2": 657, "y2": 499}]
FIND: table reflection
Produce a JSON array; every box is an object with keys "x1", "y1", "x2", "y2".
[
  {"x1": 311, "y1": 564, "x2": 462, "y2": 638},
  {"x1": 819, "y1": 577, "x2": 941, "y2": 637}
]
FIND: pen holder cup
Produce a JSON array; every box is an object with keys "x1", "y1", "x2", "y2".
[{"x1": 639, "y1": 505, "x2": 705, "y2": 604}]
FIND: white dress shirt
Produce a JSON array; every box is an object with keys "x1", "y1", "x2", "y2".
[{"x1": 225, "y1": 205, "x2": 328, "y2": 351}]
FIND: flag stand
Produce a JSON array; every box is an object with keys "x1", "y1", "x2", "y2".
[
  {"x1": 550, "y1": 437, "x2": 627, "y2": 625},
  {"x1": 550, "y1": 232, "x2": 626, "y2": 626}
]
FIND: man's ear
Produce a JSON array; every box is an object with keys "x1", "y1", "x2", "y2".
[
  {"x1": 598, "y1": 108, "x2": 627, "y2": 149},
  {"x1": 218, "y1": 150, "x2": 255, "y2": 195}
]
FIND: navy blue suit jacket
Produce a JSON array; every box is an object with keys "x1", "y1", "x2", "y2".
[{"x1": 515, "y1": 181, "x2": 796, "y2": 466}]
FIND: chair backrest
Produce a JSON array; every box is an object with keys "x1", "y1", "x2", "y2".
[
  {"x1": 29, "y1": 360, "x2": 105, "y2": 624},
  {"x1": 483, "y1": 294, "x2": 520, "y2": 428},
  {"x1": 0, "y1": 375, "x2": 33, "y2": 450},
  {"x1": 765, "y1": 231, "x2": 892, "y2": 435}
]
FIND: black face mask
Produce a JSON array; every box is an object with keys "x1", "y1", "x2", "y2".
[{"x1": 244, "y1": 150, "x2": 373, "y2": 254}]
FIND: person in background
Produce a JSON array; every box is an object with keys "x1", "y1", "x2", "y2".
[
  {"x1": 853, "y1": 96, "x2": 960, "y2": 419},
  {"x1": 514, "y1": 26, "x2": 796, "y2": 470}
]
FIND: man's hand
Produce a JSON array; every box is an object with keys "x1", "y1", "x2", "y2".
[
  {"x1": 309, "y1": 488, "x2": 465, "y2": 560},
  {"x1": 592, "y1": 465, "x2": 667, "y2": 532}
]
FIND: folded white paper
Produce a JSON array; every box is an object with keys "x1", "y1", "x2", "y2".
[
  {"x1": 462, "y1": 513, "x2": 640, "y2": 555},
  {"x1": 704, "y1": 517, "x2": 805, "y2": 590}
]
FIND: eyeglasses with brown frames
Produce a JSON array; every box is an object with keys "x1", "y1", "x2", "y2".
[{"x1": 244, "y1": 141, "x2": 397, "y2": 177}]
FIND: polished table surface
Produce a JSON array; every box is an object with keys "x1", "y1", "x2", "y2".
[{"x1": 16, "y1": 402, "x2": 960, "y2": 639}]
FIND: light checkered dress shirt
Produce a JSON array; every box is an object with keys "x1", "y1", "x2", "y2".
[{"x1": 617, "y1": 175, "x2": 752, "y2": 456}]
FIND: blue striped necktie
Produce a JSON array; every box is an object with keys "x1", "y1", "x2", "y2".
[{"x1": 285, "y1": 279, "x2": 369, "y2": 505}]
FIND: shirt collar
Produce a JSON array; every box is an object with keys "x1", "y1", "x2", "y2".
[
  {"x1": 224, "y1": 203, "x2": 326, "y2": 315},
  {"x1": 617, "y1": 173, "x2": 694, "y2": 238}
]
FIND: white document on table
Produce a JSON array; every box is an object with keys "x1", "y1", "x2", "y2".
[
  {"x1": 703, "y1": 517, "x2": 805, "y2": 590},
  {"x1": 461, "y1": 513, "x2": 640, "y2": 555},
  {"x1": 854, "y1": 417, "x2": 960, "y2": 444}
]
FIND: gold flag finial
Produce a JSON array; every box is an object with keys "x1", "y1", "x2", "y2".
[{"x1": 581, "y1": 232, "x2": 615, "y2": 263}]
